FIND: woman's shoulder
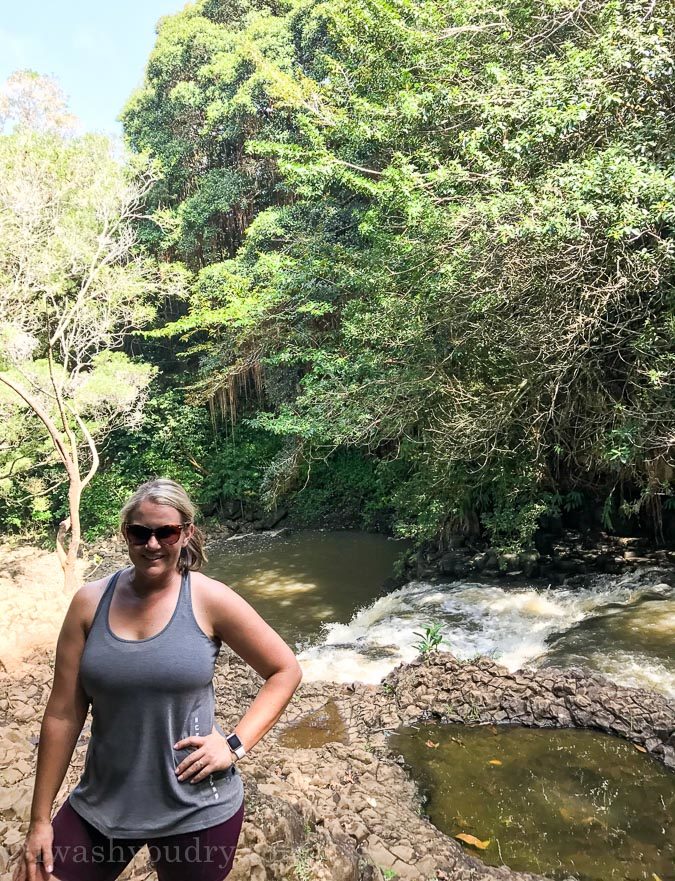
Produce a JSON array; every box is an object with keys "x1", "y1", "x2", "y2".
[
  {"x1": 188, "y1": 570, "x2": 241, "y2": 642},
  {"x1": 189, "y1": 570, "x2": 240, "y2": 608},
  {"x1": 72, "y1": 569, "x2": 124, "y2": 636}
]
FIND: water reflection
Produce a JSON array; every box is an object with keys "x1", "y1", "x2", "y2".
[
  {"x1": 205, "y1": 528, "x2": 408, "y2": 646},
  {"x1": 389, "y1": 723, "x2": 675, "y2": 881}
]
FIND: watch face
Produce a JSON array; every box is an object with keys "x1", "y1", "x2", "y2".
[{"x1": 227, "y1": 733, "x2": 243, "y2": 751}]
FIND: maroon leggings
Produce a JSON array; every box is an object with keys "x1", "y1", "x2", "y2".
[{"x1": 49, "y1": 798, "x2": 245, "y2": 881}]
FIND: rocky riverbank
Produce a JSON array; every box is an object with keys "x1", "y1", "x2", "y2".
[
  {"x1": 1, "y1": 641, "x2": 672, "y2": 879},
  {"x1": 406, "y1": 529, "x2": 675, "y2": 584},
  {"x1": 0, "y1": 543, "x2": 672, "y2": 881}
]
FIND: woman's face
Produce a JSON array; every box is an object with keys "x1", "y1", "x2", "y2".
[{"x1": 123, "y1": 499, "x2": 194, "y2": 579}]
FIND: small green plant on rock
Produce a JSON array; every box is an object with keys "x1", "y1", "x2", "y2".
[
  {"x1": 292, "y1": 845, "x2": 312, "y2": 881},
  {"x1": 465, "y1": 699, "x2": 482, "y2": 722},
  {"x1": 413, "y1": 621, "x2": 445, "y2": 654}
]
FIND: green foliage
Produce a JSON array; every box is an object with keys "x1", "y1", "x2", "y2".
[
  {"x1": 413, "y1": 621, "x2": 445, "y2": 655},
  {"x1": 278, "y1": 447, "x2": 401, "y2": 530},
  {"x1": 74, "y1": 389, "x2": 284, "y2": 539},
  {"x1": 117, "y1": 0, "x2": 675, "y2": 551},
  {"x1": 0, "y1": 87, "x2": 163, "y2": 552}
]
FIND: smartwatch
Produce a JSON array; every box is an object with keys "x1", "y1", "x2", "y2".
[{"x1": 226, "y1": 732, "x2": 246, "y2": 761}]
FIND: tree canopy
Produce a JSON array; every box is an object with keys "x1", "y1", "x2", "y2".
[
  {"x1": 119, "y1": 0, "x2": 674, "y2": 550},
  {"x1": 0, "y1": 74, "x2": 166, "y2": 587}
]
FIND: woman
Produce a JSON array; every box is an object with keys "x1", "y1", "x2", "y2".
[{"x1": 13, "y1": 478, "x2": 303, "y2": 881}]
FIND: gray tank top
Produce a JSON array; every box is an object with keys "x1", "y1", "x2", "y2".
[{"x1": 68, "y1": 568, "x2": 245, "y2": 838}]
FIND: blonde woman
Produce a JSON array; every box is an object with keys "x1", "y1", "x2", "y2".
[{"x1": 14, "y1": 478, "x2": 303, "y2": 881}]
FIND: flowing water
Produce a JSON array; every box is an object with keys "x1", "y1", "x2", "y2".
[
  {"x1": 205, "y1": 528, "x2": 408, "y2": 645},
  {"x1": 210, "y1": 530, "x2": 674, "y2": 879},
  {"x1": 388, "y1": 722, "x2": 674, "y2": 881},
  {"x1": 205, "y1": 530, "x2": 675, "y2": 698}
]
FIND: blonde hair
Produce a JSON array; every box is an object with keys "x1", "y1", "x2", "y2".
[{"x1": 119, "y1": 478, "x2": 207, "y2": 573}]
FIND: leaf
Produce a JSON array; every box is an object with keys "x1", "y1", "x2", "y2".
[
  {"x1": 425, "y1": 740, "x2": 440, "y2": 749},
  {"x1": 634, "y1": 744, "x2": 647, "y2": 753},
  {"x1": 455, "y1": 833, "x2": 490, "y2": 850},
  {"x1": 652, "y1": 874, "x2": 663, "y2": 881},
  {"x1": 488, "y1": 759, "x2": 502, "y2": 765}
]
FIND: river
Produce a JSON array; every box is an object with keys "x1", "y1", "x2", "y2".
[{"x1": 205, "y1": 529, "x2": 674, "y2": 699}]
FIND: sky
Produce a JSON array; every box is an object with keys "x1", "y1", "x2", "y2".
[{"x1": 0, "y1": 0, "x2": 188, "y2": 135}]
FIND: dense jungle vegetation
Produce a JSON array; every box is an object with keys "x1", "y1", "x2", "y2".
[{"x1": 1, "y1": 0, "x2": 674, "y2": 555}]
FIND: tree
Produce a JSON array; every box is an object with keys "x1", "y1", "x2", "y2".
[
  {"x1": 0, "y1": 73, "x2": 167, "y2": 591},
  {"x1": 125, "y1": 0, "x2": 675, "y2": 549},
  {"x1": 0, "y1": 69, "x2": 78, "y2": 134}
]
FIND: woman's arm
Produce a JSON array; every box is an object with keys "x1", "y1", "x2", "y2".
[
  {"x1": 13, "y1": 583, "x2": 99, "y2": 881},
  {"x1": 204, "y1": 574, "x2": 303, "y2": 755},
  {"x1": 30, "y1": 592, "x2": 91, "y2": 824},
  {"x1": 12, "y1": 582, "x2": 103, "y2": 881}
]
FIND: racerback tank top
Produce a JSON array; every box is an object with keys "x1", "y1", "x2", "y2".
[{"x1": 68, "y1": 568, "x2": 245, "y2": 838}]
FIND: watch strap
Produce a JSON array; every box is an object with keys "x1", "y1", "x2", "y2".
[{"x1": 226, "y1": 732, "x2": 246, "y2": 760}]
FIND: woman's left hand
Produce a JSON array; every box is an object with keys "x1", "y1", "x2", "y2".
[{"x1": 174, "y1": 727, "x2": 234, "y2": 783}]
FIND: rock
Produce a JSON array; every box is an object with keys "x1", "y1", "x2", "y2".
[
  {"x1": 556, "y1": 558, "x2": 583, "y2": 574},
  {"x1": 364, "y1": 835, "x2": 396, "y2": 868},
  {"x1": 341, "y1": 815, "x2": 369, "y2": 843},
  {"x1": 2, "y1": 564, "x2": 673, "y2": 881},
  {"x1": 519, "y1": 551, "x2": 540, "y2": 577},
  {"x1": 231, "y1": 851, "x2": 266, "y2": 881},
  {"x1": 438, "y1": 552, "x2": 468, "y2": 576},
  {"x1": 390, "y1": 844, "x2": 415, "y2": 862},
  {"x1": 320, "y1": 833, "x2": 360, "y2": 881},
  {"x1": 470, "y1": 552, "x2": 490, "y2": 571}
]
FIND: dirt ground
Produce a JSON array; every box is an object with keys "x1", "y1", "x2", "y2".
[
  {"x1": 0, "y1": 544, "x2": 93, "y2": 676},
  {"x1": 0, "y1": 545, "x2": 105, "y2": 878}
]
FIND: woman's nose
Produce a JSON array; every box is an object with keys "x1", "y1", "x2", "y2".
[{"x1": 146, "y1": 532, "x2": 161, "y2": 550}]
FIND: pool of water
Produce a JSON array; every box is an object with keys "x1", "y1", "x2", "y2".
[
  {"x1": 388, "y1": 722, "x2": 674, "y2": 881},
  {"x1": 277, "y1": 699, "x2": 350, "y2": 749}
]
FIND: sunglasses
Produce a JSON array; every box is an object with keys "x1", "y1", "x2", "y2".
[{"x1": 124, "y1": 523, "x2": 190, "y2": 547}]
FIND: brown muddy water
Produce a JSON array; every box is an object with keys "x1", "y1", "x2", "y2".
[
  {"x1": 206, "y1": 531, "x2": 674, "y2": 697},
  {"x1": 277, "y1": 699, "x2": 350, "y2": 749},
  {"x1": 205, "y1": 528, "x2": 408, "y2": 647},
  {"x1": 388, "y1": 722, "x2": 674, "y2": 881}
]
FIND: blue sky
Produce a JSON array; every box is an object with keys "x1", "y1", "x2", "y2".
[{"x1": 0, "y1": 0, "x2": 188, "y2": 134}]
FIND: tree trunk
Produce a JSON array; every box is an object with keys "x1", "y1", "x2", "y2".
[{"x1": 57, "y1": 477, "x2": 82, "y2": 595}]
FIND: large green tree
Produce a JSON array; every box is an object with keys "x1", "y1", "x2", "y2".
[{"x1": 123, "y1": 0, "x2": 675, "y2": 550}]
